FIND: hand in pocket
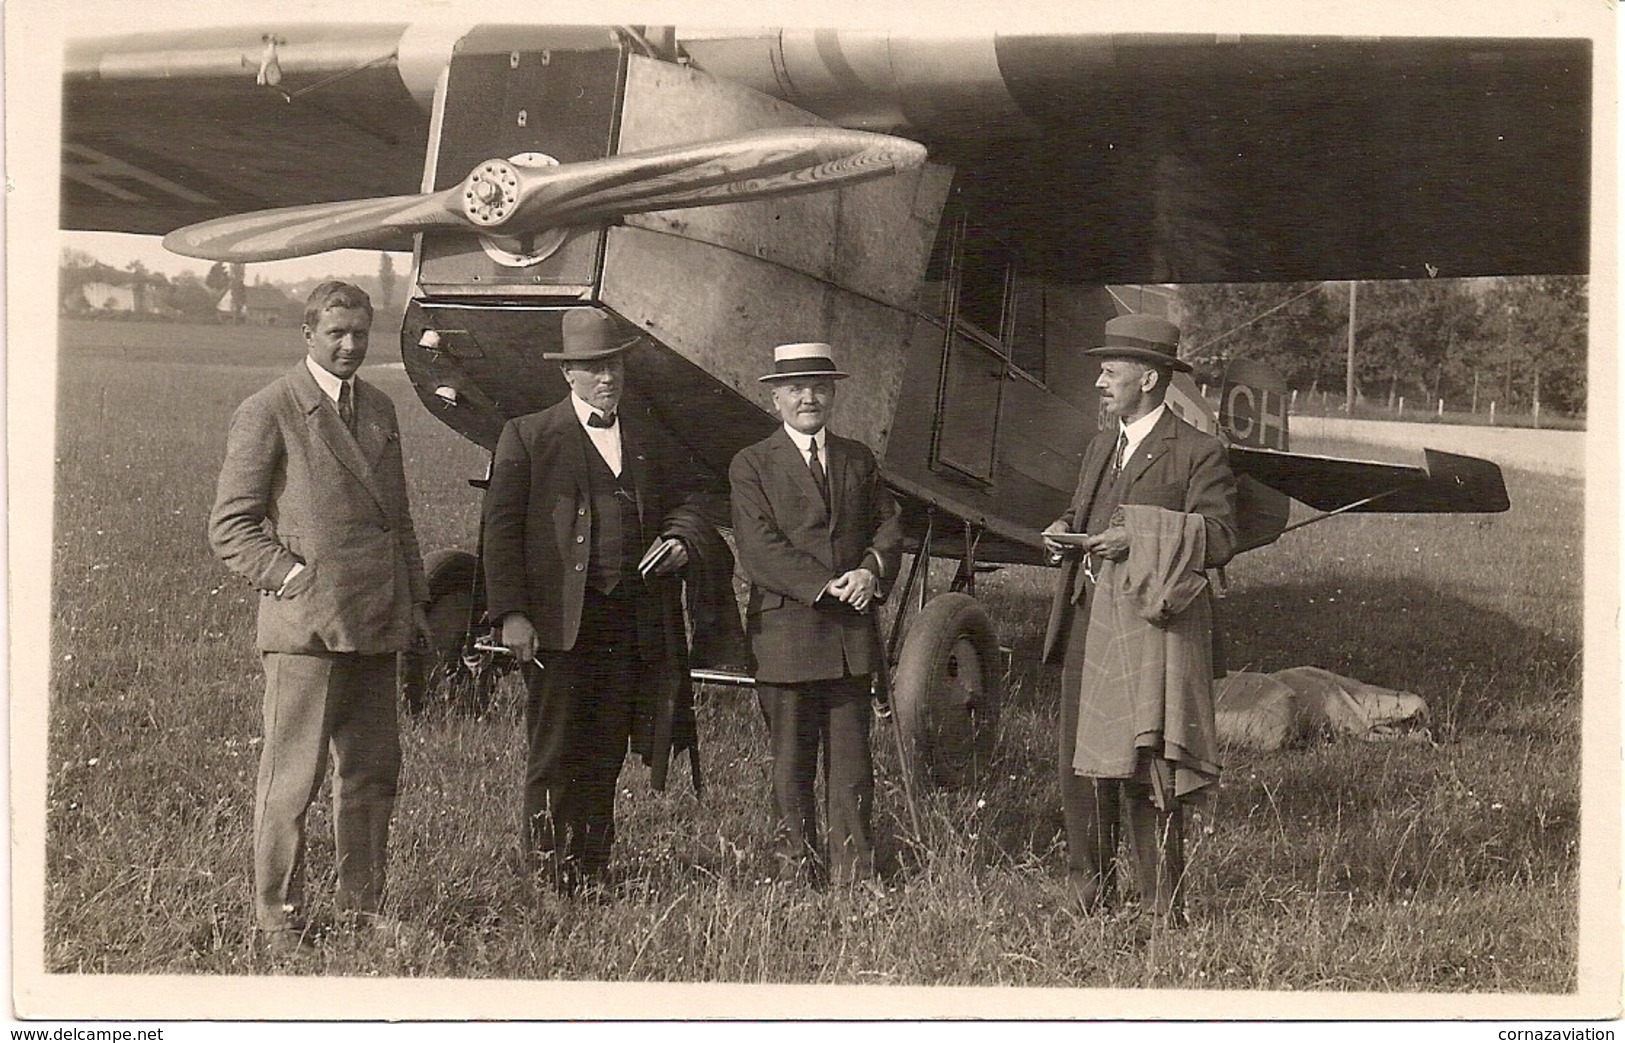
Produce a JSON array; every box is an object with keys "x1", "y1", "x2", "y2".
[{"x1": 279, "y1": 561, "x2": 317, "y2": 599}]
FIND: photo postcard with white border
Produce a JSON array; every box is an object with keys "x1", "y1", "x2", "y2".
[{"x1": 6, "y1": 0, "x2": 1619, "y2": 1028}]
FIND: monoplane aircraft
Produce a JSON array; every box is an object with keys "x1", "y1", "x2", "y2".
[{"x1": 61, "y1": 23, "x2": 1590, "y2": 784}]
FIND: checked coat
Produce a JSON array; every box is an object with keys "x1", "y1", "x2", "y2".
[
  {"x1": 1041, "y1": 405, "x2": 1237, "y2": 886},
  {"x1": 1042, "y1": 408, "x2": 1238, "y2": 667}
]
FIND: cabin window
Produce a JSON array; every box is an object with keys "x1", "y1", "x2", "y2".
[
  {"x1": 956, "y1": 238, "x2": 1009, "y2": 339},
  {"x1": 924, "y1": 207, "x2": 1048, "y2": 384},
  {"x1": 934, "y1": 334, "x2": 1003, "y2": 482},
  {"x1": 1006, "y1": 279, "x2": 1046, "y2": 382}
]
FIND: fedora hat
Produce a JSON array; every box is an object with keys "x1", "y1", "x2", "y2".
[
  {"x1": 1082, "y1": 314, "x2": 1192, "y2": 372},
  {"x1": 542, "y1": 308, "x2": 641, "y2": 362},
  {"x1": 758, "y1": 342, "x2": 849, "y2": 383}
]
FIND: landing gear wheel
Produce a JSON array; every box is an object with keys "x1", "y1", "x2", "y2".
[
  {"x1": 890, "y1": 592, "x2": 1002, "y2": 789},
  {"x1": 401, "y1": 548, "x2": 503, "y2": 716}
]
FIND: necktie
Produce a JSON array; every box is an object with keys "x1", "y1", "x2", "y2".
[
  {"x1": 338, "y1": 381, "x2": 356, "y2": 435},
  {"x1": 1111, "y1": 429, "x2": 1127, "y2": 477},
  {"x1": 808, "y1": 440, "x2": 829, "y2": 504},
  {"x1": 586, "y1": 410, "x2": 616, "y2": 429}
]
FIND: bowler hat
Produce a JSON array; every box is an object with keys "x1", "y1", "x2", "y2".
[
  {"x1": 758, "y1": 342, "x2": 849, "y2": 383},
  {"x1": 542, "y1": 308, "x2": 640, "y2": 362},
  {"x1": 1082, "y1": 314, "x2": 1192, "y2": 372}
]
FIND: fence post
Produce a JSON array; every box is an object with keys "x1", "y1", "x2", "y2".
[
  {"x1": 1397, "y1": 396, "x2": 1405, "y2": 418},
  {"x1": 1437, "y1": 398, "x2": 1444, "y2": 417},
  {"x1": 1489, "y1": 401, "x2": 1496, "y2": 426}
]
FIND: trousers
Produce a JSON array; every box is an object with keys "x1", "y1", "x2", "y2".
[
  {"x1": 521, "y1": 586, "x2": 639, "y2": 885},
  {"x1": 756, "y1": 675, "x2": 876, "y2": 883},
  {"x1": 254, "y1": 651, "x2": 400, "y2": 930}
]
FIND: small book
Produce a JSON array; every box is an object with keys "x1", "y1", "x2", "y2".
[
  {"x1": 1046, "y1": 532, "x2": 1095, "y2": 547},
  {"x1": 638, "y1": 537, "x2": 679, "y2": 578}
]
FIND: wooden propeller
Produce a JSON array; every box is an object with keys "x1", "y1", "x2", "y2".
[{"x1": 163, "y1": 127, "x2": 928, "y2": 262}]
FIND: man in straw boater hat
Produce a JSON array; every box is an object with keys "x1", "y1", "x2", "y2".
[
  {"x1": 729, "y1": 342, "x2": 904, "y2": 887},
  {"x1": 482, "y1": 307, "x2": 723, "y2": 897},
  {"x1": 1040, "y1": 313, "x2": 1238, "y2": 924}
]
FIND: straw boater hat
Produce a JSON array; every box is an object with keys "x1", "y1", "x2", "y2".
[
  {"x1": 758, "y1": 342, "x2": 850, "y2": 383},
  {"x1": 542, "y1": 307, "x2": 641, "y2": 362},
  {"x1": 1081, "y1": 314, "x2": 1193, "y2": 373}
]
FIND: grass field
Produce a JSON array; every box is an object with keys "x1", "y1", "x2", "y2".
[{"x1": 39, "y1": 319, "x2": 1592, "y2": 1004}]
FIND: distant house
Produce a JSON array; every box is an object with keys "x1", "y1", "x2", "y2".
[
  {"x1": 219, "y1": 284, "x2": 302, "y2": 325},
  {"x1": 80, "y1": 281, "x2": 139, "y2": 312},
  {"x1": 61, "y1": 264, "x2": 160, "y2": 314}
]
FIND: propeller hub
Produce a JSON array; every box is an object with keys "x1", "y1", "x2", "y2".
[{"x1": 460, "y1": 160, "x2": 521, "y2": 227}]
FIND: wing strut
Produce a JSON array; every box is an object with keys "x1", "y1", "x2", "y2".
[{"x1": 1277, "y1": 485, "x2": 1412, "y2": 536}]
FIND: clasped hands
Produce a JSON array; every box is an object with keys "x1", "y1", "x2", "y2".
[{"x1": 821, "y1": 567, "x2": 879, "y2": 613}]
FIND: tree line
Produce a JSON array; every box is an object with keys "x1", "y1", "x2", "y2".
[
  {"x1": 1178, "y1": 277, "x2": 1587, "y2": 418},
  {"x1": 60, "y1": 249, "x2": 248, "y2": 320},
  {"x1": 59, "y1": 249, "x2": 406, "y2": 326}
]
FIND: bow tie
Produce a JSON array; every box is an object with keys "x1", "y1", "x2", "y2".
[{"x1": 586, "y1": 411, "x2": 616, "y2": 429}]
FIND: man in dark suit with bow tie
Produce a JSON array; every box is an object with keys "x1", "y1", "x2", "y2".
[
  {"x1": 482, "y1": 307, "x2": 714, "y2": 896},
  {"x1": 209, "y1": 281, "x2": 432, "y2": 956},
  {"x1": 729, "y1": 342, "x2": 905, "y2": 886},
  {"x1": 1041, "y1": 314, "x2": 1237, "y2": 922}
]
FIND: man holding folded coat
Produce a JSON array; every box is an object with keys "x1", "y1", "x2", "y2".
[{"x1": 1041, "y1": 314, "x2": 1237, "y2": 924}]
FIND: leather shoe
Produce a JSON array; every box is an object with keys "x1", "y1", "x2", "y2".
[
  {"x1": 772, "y1": 850, "x2": 827, "y2": 888},
  {"x1": 261, "y1": 927, "x2": 316, "y2": 959},
  {"x1": 546, "y1": 861, "x2": 614, "y2": 903},
  {"x1": 1063, "y1": 870, "x2": 1114, "y2": 915},
  {"x1": 342, "y1": 912, "x2": 421, "y2": 945},
  {"x1": 852, "y1": 876, "x2": 889, "y2": 902},
  {"x1": 338, "y1": 910, "x2": 398, "y2": 931}
]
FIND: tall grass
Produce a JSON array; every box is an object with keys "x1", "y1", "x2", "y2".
[{"x1": 42, "y1": 321, "x2": 1587, "y2": 994}]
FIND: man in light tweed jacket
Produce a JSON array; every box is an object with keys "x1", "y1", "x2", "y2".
[{"x1": 209, "y1": 281, "x2": 431, "y2": 957}]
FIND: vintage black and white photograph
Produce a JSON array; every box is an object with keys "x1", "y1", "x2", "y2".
[{"x1": 7, "y1": 0, "x2": 1617, "y2": 1025}]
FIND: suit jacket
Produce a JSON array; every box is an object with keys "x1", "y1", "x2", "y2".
[
  {"x1": 483, "y1": 397, "x2": 719, "y2": 787},
  {"x1": 209, "y1": 363, "x2": 429, "y2": 655},
  {"x1": 1041, "y1": 408, "x2": 1237, "y2": 665},
  {"x1": 482, "y1": 397, "x2": 712, "y2": 652},
  {"x1": 730, "y1": 428, "x2": 905, "y2": 685}
]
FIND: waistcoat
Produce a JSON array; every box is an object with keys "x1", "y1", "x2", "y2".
[{"x1": 581, "y1": 432, "x2": 642, "y2": 595}]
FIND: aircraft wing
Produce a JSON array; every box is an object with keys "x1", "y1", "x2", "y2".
[
  {"x1": 62, "y1": 26, "x2": 1591, "y2": 283},
  {"x1": 1228, "y1": 445, "x2": 1511, "y2": 515},
  {"x1": 63, "y1": 25, "x2": 429, "y2": 239}
]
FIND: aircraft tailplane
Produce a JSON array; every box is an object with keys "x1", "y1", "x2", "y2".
[{"x1": 1220, "y1": 358, "x2": 1290, "y2": 451}]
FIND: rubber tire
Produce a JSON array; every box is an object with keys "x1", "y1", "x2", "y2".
[
  {"x1": 890, "y1": 592, "x2": 1003, "y2": 789},
  {"x1": 400, "y1": 548, "x2": 491, "y2": 715},
  {"x1": 421, "y1": 548, "x2": 481, "y2": 658}
]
